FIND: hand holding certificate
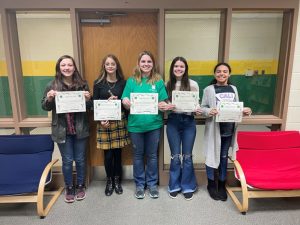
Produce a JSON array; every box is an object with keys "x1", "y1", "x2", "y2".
[
  {"x1": 216, "y1": 101, "x2": 243, "y2": 122},
  {"x1": 55, "y1": 91, "x2": 86, "y2": 114},
  {"x1": 172, "y1": 91, "x2": 199, "y2": 112},
  {"x1": 130, "y1": 93, "x2": 158, "y2": 114},
  {"x1": 94, "y1": 100, "x2": 121, "y2": 120}
]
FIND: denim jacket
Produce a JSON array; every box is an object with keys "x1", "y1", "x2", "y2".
[{"x1": 41, "y1": 81, "x2": 92, "y2": 144}]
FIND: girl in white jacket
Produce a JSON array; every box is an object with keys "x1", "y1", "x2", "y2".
[{"x1": 201, "y1": 62, "x2": 251, "y2": 201}]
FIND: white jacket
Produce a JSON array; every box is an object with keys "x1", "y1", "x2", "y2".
[{"x1": 201, "y1": 84, "x2": 239, "y2": 168}]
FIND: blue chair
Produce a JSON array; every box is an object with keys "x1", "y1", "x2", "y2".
[{"x1": 0, "y1": 135, "x2": 63, "y2": 218}]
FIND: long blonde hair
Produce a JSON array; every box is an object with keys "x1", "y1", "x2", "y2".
[{"x1": 133, "y1": 51, "x2": 161, "y2": 84}]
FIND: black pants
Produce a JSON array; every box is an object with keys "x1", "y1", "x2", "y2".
[{"x1": 104, "y1": 148, "x2": 122, "y2": 178}]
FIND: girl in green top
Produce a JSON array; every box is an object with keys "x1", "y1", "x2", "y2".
[{"x1": 122, "y1": 51, "x2": 170, "y2": 199}]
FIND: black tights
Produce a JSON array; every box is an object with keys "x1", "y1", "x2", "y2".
[{"x1": 104, "y1": 148, "x2": 122, "y2": 178}]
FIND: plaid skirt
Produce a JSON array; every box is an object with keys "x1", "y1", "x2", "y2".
[{"x1": 96, "y1": 112, "x2": 130, "y2": 150}]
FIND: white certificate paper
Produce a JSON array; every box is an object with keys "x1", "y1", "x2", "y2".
[
  {"x1": 55, "y1": 91, "x2": 86, "y2": 114},
  {"x1": 172, "y1": 91, "x2": 199, "y2": 112},
  {"x1": 216, "y1": 101, "x2": 243, "y2": 122},
  {"x1": 130, "y1": 93, "x2": 158, "y2": 114},
  {"x1": 93, "y1": 100, "x2": 121, "y2": 121}
]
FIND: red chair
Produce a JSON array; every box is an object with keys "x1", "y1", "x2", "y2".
[{"x1": 226, "y1": 131, "x2": 300, "y2": 214}]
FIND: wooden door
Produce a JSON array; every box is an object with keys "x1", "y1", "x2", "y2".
[{"x1": 81, "y1": 12, "x2": 158, "y2": 167}]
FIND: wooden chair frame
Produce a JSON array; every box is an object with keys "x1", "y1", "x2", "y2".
[
  {"x1": 226, "y1": 158, "x2": 300, "y2": 214},
  {"x1": 0, "y1": 159, "x2": 63, "y2": 219}
]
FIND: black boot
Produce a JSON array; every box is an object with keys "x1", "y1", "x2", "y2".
[
  {"x1": 218, "y1": 180, "x2": 227, "y2": 201},
  {"x1": 105, "y1": 177, "x2": 114, "y2": 196},
  {"x1": 207, "y1": 179, "x2": 220, "y2": 201},
  {"x1": 114, "y1": 176, "x2": 123, "y2": 195}
]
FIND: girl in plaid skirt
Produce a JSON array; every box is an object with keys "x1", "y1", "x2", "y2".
[{"x1": 93, "y1": 54, "x2": 130, "y2": 196}]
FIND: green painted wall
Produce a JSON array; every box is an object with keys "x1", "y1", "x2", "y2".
[
  {"x1": 23, "y1": 76, "x2": 53, "y2": 116},
  {"x1": 1, "y1": 75, "x2": 276, "y2": 116},
  {"x1": 0, "y1": 77, "x2": 12, "y2": 117},
  {"x1": 191, "y1": 74, "x2": 277, "y2": 115}
]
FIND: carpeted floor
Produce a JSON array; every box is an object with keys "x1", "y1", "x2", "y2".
[{"x1": 1, "y1": 181, "x2": 300, "y2": 225}]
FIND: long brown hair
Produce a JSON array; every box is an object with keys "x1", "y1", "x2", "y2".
[
  {"x1": 133, "y1": 51, "x2": 161, "y2": 84},
  {"x1": 166, "y1": 56, "x2": 191, "y2": 100},
  {"x1": 51, "y1": 55, "x2": 86, "y2": 90},
  {"x1": 95, "y1": 54, "x2": 124, "y2": 84}
]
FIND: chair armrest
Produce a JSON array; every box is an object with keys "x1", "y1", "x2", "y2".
[
  {"x1": 37, "y1": 159, "x2": 60, "y2": 216},
  {"x1": 232, "y1": 159, "x2": 249, "y2": 212}
]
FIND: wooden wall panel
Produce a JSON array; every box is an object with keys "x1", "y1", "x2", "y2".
[{"x1": 81, "y1": 12, "x2": 158, "y2": 166}]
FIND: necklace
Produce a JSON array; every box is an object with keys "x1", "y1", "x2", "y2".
[{"x1": 107, "y1": 80, "x2": 117, "y2": 90}]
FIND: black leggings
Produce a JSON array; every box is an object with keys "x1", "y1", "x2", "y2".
[{"x1": 104, "y1": 148, "x2": 122, "y2": 178}]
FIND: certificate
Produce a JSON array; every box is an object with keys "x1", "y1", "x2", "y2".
[
  {"x1": 130, "y1": 93, "x2": 158, "y2": 114},
  {"x1": 55, "y1": 91, "x2": 86, "y2": 114},
  {"x1": 172, "y1": 91, "x2": 199, "y2": 112},
  {"x1": 93, "y1": 100, "x2": 121, "y2": 121},
  {"x1": 216, "y1": 101, "x2": 243, "y2": 122}
]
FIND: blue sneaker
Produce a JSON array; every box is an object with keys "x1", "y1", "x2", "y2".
[
  {"x1": 149, "y1": 186, "x2": 159, "y2": 199},
  {"x1": 135, "y1": 187, "x2": 145, "y2": 199}
]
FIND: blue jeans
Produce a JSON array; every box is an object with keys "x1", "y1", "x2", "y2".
[
  {"x1": 129, "y1": 128, "x2": 161, "y2": 189},
  {"x1": 57, "y1": 135, "x2": 87, "y2": 186},
  {"x1": 206, "y1": 135, "x2": 233, "y2": 181},
  {"x1": 167, "y1": 113, "x2": 197, "y2": 193}
]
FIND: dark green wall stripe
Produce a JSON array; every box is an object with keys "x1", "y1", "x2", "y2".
[
  {"x1": 23, "y1": 76, "x2": 53, "y2": 116},
  {"x1": 1, "y1": 75, "x2": 276, "y2": 117},
  {"x1": 191, "y1": 75, "x2": 277, "y2": 114},
  {"x1": 0, "y1": 77, "x2": 13, "y2": 117}
]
